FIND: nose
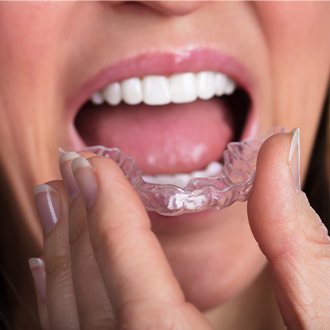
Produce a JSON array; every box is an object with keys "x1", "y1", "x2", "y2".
[{"x1": 114, "y1": 1, "x2": 204, "y2": 16}]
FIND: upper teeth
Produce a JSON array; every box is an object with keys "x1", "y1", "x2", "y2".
[{"x1": 91, "y1": 71, "x2": 236, "y2": 106}]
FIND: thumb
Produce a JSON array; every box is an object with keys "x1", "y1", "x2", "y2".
[{"x1": 248, "y1": 129, "x2": 330, "y2": 329}]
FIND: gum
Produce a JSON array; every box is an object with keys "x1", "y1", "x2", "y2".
[{"x1": 84, "y1": 128, "x2": 284, "y2": 216}]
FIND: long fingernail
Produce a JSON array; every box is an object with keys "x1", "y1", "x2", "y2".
[
  {"x1": 59, "y1": 151, "x2": 80, "y2": 201},
  {"x1": 289, "y1": 128, "x2": 301, "y2": 190},
  {"x1": 34, "y1": 184, "x2": 60, "y2": 234},
  {"x1": 28, "y1": 258, "x2": 46, "y2": 303},
  {"x1": 72, "y1": 156, "x2": 97, "y2": 209}
]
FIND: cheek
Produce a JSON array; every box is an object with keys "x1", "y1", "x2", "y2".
[
  {"x1": 0, "y1": 4, "x2": 77, "y2": 180},
  {"x1": 255, "y1": 2, "x2": 330, "y2": 178},
  {"x1": 0, "y1": 4, "x2": 70, "y2": 78}
]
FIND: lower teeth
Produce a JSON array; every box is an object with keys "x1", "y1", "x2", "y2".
[{"x1": 142, "y1": 161, "x2": 222, "y2": 188}]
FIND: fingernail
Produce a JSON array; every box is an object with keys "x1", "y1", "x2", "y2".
[
  {"x1": 72, "y1": 156, "x2": 97, "y2": 208},
  {"x1": 34, "y1": 184, "x2": 60, "y2": 234},
  {"x1": 289, "y1": 128, "x2": 301, "y2": 190},
  {"x1": 59, "y1": 151, "x2": 80, "y2": 201},
  {"x1": 28, "y1": 258, "x2": 46, "y2": 303}
]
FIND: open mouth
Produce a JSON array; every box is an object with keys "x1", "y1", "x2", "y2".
[
  {"x1": 75, "y1": 73, "x2": 251, "y2": 189},
  {"x1": 70, "y1": 49, "x2": 255, "y2": 194}
]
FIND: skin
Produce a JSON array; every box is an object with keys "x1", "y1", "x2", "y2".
[{"x1": 0, "y1": 2, "x2": 329, "y2": 329}]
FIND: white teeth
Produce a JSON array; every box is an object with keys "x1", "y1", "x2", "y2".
[
  {"x1": 90, "y1": 71, "x2": 236, "y2": 106},
  {"x1": 224, "y1": 77, "x2": 236, "y2": 95},
  {"x1": 121, "y1": 78, "x2": 143, "y2": 105},
  {"x1": 205, "y1": 161, "x2": 223, "y2": 176},
  {"x1": 142, "y1": 161, "x2": 222, "y2": 188},
  {"x1": 91, "y1": 91, "x2": 104, "y2": 105},
  {"x1": 103, "y1": 82, "x2": 121, "y2": 106},
  {"x1": 214, "y1": 73, "x2": 228, "y2": 96},
  {"x1": 196, "y1": 71, "x2": 216, "y2": 100},
  {"x1": 169, "y1": 72, "x2": 197, "y2": 104},
  {"x1": 143, "y1": 75, "x2": 171, "y2": 105}
]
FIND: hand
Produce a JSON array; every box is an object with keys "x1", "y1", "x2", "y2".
[
  {"x1": 248, "y1": 129, "x2": 330, "y2": 329},
  {"x1": 30, "y1": 151, "x2": 213, "y2": 329},
  {"x1": 29, "y1": 130, "x2": 330, "y2": 329}
]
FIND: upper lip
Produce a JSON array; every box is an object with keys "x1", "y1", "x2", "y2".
[{"x1": 67, "y1": 46, "x2": 255, "y2": 122}]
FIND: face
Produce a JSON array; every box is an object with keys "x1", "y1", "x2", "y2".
[{"x1": 1, "y1": 2, "x2": 329, "y2": 311}]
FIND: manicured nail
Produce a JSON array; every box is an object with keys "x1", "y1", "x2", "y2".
[
  {"x1": 28, "y1": 258, "x2": 46, "y2": 303},
  {"x1": 59, "y1": 151, "x2": 80, "y2": 201},
  {"x1": 289, "y1": 128, "x2": 301, "y2": 190},
  {"x1": 34, "y1": 184, "x2": 60, "y2": 234},
  {"x1": 72, "y1": 156, "x2": 97, "y2": 208}
]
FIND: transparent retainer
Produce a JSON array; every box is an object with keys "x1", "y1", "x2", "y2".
[{"x1": 84, "y1": 129, "x2": 284, "y2": 216}]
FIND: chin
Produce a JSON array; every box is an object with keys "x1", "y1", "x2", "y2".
[{"x1": 152, "y1": 203, "x2": 267, "y2": 310}]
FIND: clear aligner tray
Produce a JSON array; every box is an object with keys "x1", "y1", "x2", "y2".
[{"x1": 84, "y1": 129, "x2": 283, "y2": 216}]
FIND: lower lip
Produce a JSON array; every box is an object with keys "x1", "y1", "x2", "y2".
[{"x1": 149, "y1": 209, "x2": 219, "y2": 232}]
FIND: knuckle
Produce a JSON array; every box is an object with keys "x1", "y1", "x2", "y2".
[
  {"x1": 45, "y1": 254, "x2": 71, "y2": 277},
  {"x1": 80, "y1": 310, "x2": 117, "y2": 330},
  {"x1": 117, "y1": 300, "x2": 190, "y2": 330},
  {"x1": 69, "y1": 215, "x2": 88, "y2": 247}
]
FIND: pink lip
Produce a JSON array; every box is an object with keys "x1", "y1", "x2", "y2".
[{"x1": 68, "y1": 47, "x2": 258, "y2": 148}]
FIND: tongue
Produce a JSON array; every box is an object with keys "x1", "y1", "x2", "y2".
[{"x1": 75, "y1": 99, "x2": 234, "y2": 175}]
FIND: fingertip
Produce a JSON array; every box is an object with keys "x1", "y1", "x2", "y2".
[
  {"x1": 29, "y1": 257, "x2": 46, "y2": 303},
  {"x1": 28, "y1": 257, "x2": 50, "y2": 329},
  {"x1": 87, "y1": 155, "x2": 128, "y2": 182},
  {"x1": 87, "y1": 155, "x2": 142, "y2": 204},
  {"x1": 248, "y1": 132, "x2": 295, "y2": 221},
  {"x1": 255, "y1": 132, "x2": 292, "y2": 176},
  {"x1": 86, "y1": 155, "x2": 149, "y2": 226},
  {"x1": 247, "y1": 132, "x2": 301, "y2": 257}
]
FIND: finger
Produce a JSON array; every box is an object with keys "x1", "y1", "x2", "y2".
[
  {"x1": 59, "y1": 151, "x2": 96, "y2": 202},
  {"x1": 248, "y1": 129, "x2": 330, "y2": 329},
  {"x1": 71, "y1": 155, "x2": 212, "y2": 329},
  {"x1": 28, "y1": 258, "x2": 49, "y2": 330},
  {"x1": 34, "y1": 182, "x2": 80, "y2": 329},
  {"x1": 60, "y1": 154, "x2": 116, "y2": 329}
]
